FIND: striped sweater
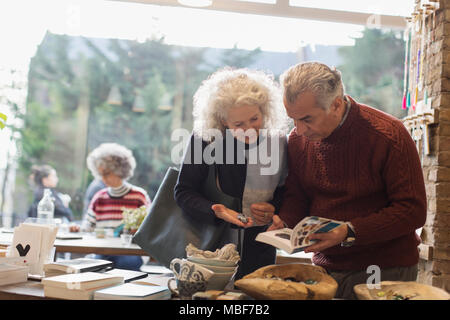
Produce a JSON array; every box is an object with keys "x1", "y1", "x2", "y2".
[{"x1": 83, "y1": 182, "x2": 151, "y2": 231}]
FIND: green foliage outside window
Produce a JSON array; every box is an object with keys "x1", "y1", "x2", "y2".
[{"x1": 338, "y1": 28, "x2": 407, "y2": 119}]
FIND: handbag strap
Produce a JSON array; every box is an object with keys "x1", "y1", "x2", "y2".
[
  {"x1": 202, "y1": 164, "x2": 243, "y2": 255},
  {"x1": 201, "y1": 164, "x2": 242, "y2": 213}
]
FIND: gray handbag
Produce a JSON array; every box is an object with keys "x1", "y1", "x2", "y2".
[{"x1": 133, "y1": 166, "x2": 241, "y2": 268}]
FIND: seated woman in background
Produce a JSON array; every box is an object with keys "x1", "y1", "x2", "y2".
[
  {"x1": 81, "y1": 142, "x2": 151, "y2": 271},
  {"x1": 27, "y1": 164, "x2": 74, "y2": 222}
]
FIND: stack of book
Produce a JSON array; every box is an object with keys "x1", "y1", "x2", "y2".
[
  {"x1": 42, "y1": 272, "x2": 124, "y2": 300},
  {"x1": 0, "y1": 263, "x2": 29, "y2": 286},
  {"x1": 93, "y1": 283, "x2": 171, "y2": 300},
  {"x1": 43, "y1": 258, "x2": 113, "y2": 278}
]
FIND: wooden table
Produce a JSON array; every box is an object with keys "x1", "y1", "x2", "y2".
[{"x1": 0, "y1": 230, "x2": 148, "y2": 256}]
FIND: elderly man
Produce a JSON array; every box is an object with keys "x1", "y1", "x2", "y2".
[{"x1": 270, "y1": 62, "x2": 427, "y2": 299}]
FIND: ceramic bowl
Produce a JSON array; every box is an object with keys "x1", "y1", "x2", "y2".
[
  {"x1": 169, "y1": 258, "x2": 214, "y2": 282},
  {"x1": 194, "y1": 262, "x2": 238, "y2": 274},
  {"x1": 206, "y1": 270, "x2": 236, "y2": 290},
  {"x1": 187, "y1": 256, "x2": 237, "y2": 267}
]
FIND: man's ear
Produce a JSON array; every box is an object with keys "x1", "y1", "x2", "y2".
[{"x1": 331, "y1": 96, "x2": 345, "y2": 113}]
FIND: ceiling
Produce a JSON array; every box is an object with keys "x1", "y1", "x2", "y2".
[{"x1": 107, "y1": 0, "x2": 408, "y2": 29}]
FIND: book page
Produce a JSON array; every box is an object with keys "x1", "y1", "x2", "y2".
[{"x1": 255, "y1": 228, "x2": 294, "y2": 253}]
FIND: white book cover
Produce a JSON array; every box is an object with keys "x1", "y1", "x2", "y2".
[
  {"x1": 10, "y1": 224, "x2": 43, "y2": 275},
  {"x1": 44, "y1": 258, "x2": 113, "y2": 273},
  {"x1": 131, "y1": 274, "x2": 173, "y2": 287},
  {"x1": 94, "y1": 283, "x2": 170, "y2": 300},
  {"x1": 42, "y1": 272, "x2": 124, "y2": 290},
  {"x1": 102, "y1": 268, "x2": 148, "y2": 282},
  {"x1": 10, "y1": 223, "x2": 58, "y2": 276}
]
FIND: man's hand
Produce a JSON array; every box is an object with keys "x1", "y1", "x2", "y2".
[
  {"x1": 211, "y1": 204, "x2": 253, "y2": 228},
  {"x1": 250, "y1": 202, "x2": 275, "y2": 225},
  {"x1": 267, "y1": 215, "x2": 285, "y2": 231},
  {"x1": 304, "y1": 224, "x2": 348, "y2": 253}
]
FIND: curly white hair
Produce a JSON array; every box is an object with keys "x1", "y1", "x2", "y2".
[
  {"x1": 192, "y1": 67, "x2": 289, "y2": 142},
  {"x1": 86, "y1": 143, "x2": 136, "y2": 180}
]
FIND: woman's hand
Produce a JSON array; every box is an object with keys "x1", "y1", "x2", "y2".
[
  {"x1": 69, "y1": 223, "x2": 80, "y2": 233},
  {"x1": 250, "y1": 202, "x2": 275, "y2": 225},
  {"x1": 211, "y1": 204, "x2": 253, "y2": 228}
]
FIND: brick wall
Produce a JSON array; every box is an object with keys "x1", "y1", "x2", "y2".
[{"x1": 407, "y1": 0, "x2": 450, "y2": 292}]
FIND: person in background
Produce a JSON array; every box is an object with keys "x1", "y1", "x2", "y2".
[
  {"x1": 175, "y1": 67, "x2": 289, "y2": 279},
  {"x1": 27, "y1": 164, "x2": 74, "y2": 222},
  {"x1": 80, "y1": 142, "x2": 151, "y2": 271},
  {"x1": 269, "y1": 62, "x2": 427, "y2": 299},
  {"x1": 81, "y1": 178, "x2": 106, "y2": 223}
]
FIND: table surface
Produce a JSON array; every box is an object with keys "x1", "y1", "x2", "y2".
[
  {"x1": 0, "y1": 229, "x2": 148, "y2": 256},
  {"x1": 0, "y1": 280, "x2": 48, "y2": 300}
]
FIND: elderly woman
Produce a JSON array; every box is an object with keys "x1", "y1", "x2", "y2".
[
  {"x1": 82, "y1": 143, "x2": 151, "y2": 270},
  {"x1": 175, "y1": 68, "x2": 289, "y2": 279},
  {"x1": 27, "y1": 164, "x2": 74, "y2": 222}
]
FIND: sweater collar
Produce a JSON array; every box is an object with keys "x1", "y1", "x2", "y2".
[
  {"x1": 107, "y1": 182, "x2": 132, "y2": 198},
  {"x1": 322, "y1": 95, "x2": 357, "y2": 143}
]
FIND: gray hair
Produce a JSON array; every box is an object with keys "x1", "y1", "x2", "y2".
[
  {"x1": 280, "y1": 62, "x2": 345, "y2": 110},
  {"x1": 192, "y1": 67, "x2": 289, "y2": 142},
  {"x1": 87, "y1": 143, "x2": 136, "y2": 180}
]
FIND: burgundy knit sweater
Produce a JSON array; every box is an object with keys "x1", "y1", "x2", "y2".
[{"x1": 279, "y1": 96, "x2": 427, "y2": 271}]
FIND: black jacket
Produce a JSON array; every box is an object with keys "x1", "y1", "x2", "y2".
[{"x1": 174, "y1": 134, "x2": 284, "y2": 222}]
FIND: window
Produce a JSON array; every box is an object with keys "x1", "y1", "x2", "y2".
[{"x1": 0, "y1": 0, "x2": 407, "y2": 226}]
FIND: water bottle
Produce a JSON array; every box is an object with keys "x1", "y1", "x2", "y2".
[{"x1": 37, "y1": 188, "x2": 54, "y2": 223}]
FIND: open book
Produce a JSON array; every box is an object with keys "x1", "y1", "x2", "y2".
[{"x1": 255, "y1": 216, "x2": 346, "y2": 254}]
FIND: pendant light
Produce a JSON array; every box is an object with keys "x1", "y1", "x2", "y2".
[
  {"x1": 107, "y1": 85, "x2": 122, "y2": 106},
  {"x1": 158, "y1": 93, "x2": 173, "y2": 111},
  {"x1": 132, "y1": 93, "x2": 146, "y2": 113}
]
